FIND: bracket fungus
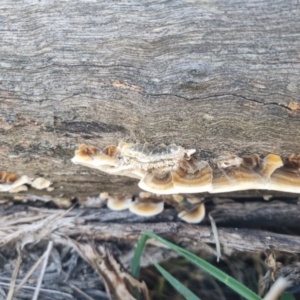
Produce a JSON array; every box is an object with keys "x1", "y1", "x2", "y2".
[
  {"x1": 100, "y1": 192, "x2": 133, "y2": 211},
  {"x1": 31, "y1": 177, "x2": 52, "y2": 190},
  {"x1": 139, "y1": 169, "x2": 175, "y2": 194},
  {"x1": 71, "y1": 142, "x2": 212, "y2": 195},
  {"x1": 177, "y1": 203, "x2": 206, "y2": 224},
  {"x1": 0, "y1": 172, "x2": 32, "y2": 192},
  {"x1": 72, "y1": 142, "x2": 296, "y2": 195},
  {"x1": 0, "y1": 171, "x2": 53, "y2": 193},
  {"x1": 268, "y1": 154, "x2": 300, "y2": 193},
  {"x1": 129, "y1": 198, "x2": 164, "y2": 217},
  {"x1": 8, "y1": 185, "x2": 28, "y2": 193},
  {"x1": 71, "y1": 142, "x2": 300, "y2": 223},
  {"x1": 99, "y1": 192, "x2": 164, "y2": 217}
]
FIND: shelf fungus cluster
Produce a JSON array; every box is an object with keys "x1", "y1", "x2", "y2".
[
  {"x1": 72, "y1": 142, "x2": 300, "y2": 222},
  {"x1": 72, "y1": 142, "x2": 300, "y2": 194},
  {"x1": 99, "y1": 192, "x2": 206, "y2": 224},
  {"x1": 0, "y1": 171, "x2": 53, "y2": 193}
]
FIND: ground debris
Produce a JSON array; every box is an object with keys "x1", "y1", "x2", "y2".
[
  {"x1": 74, "y1": 243, "x2": 150, "y2": 300},
  {"x1": 0, "y1": 242, "x2": 106, "y2": 299},
  {"x1": 1, "y1": 197, "x2": 300, "y2": 299}
]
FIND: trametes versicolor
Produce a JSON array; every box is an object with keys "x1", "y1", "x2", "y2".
[
  {"x1": 0, "y1": 171, "x2": 52, "y2": 193},
  {"x1": 71, "y1": 142, "x2": 300, "y2": 223}
]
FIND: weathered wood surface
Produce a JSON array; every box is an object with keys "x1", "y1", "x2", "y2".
[
  {"x1": 0, "y1": 0, "x2": 300, "y2": 197},
  {"x1": 209, "y1": 198, "x2": 300, "y2": 229}
]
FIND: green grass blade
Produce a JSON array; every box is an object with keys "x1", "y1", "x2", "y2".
[
  {"x1": 280, "y1": 294, "x2": 296, "y2": 300},
  {"x1": 132, "y1": 231, "x2": 262, "y2": 300},
  {"x1": 179, "y1": 249, "x2": 261, "y2": 300},
  {"x1": 131, "y1": 233, "x2": 148, "y2": 278},
  {"x1": 153, "y1": 262, "x2": 201, "y2": 300}
]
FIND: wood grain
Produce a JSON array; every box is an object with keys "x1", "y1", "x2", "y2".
[{"x1": 0, "y1": 0, "x2": 300, "y2": 196}]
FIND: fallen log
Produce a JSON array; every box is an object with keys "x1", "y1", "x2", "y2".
[{"x1": 0, "y1": 0, "x2": 300, "y2": 196}]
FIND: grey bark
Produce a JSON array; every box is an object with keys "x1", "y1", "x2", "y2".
[
  {"x1": 2, "y1": 202, "x2": 300, "y2": 254},
  {"x1": 0, "y1": 0, "x2": 300, "y2": 198}
]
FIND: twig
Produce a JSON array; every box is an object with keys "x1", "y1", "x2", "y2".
[
  {"x1": 2, "y1": 205, "x2": 300, "y2": 254},
  {"x1": 32, "y1": 241, "x2": 53, "y2": 300},
  {"x1": 6, "y1": 244, "x2": 22, "y2": 300},
  {"x1": 0, "y1": 282, "x2": 73, "y2": 298},
  {"x1": 52, "y1": 222, "x2": 300, "y2": 254},
  {"x1": 69, "y1": 283, "x2": 98, "y2": 300}
]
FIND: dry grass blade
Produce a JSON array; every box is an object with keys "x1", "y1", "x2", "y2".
[
  {"x1": 209, "y1": 214, "x2": 221, "y2": 262},
  {"x1": 32, "y1": 241, "x2": 53, "y2": 300},
  {"x1": 263, "y1": 277, "x2": 291, "y2": 300},
  {"x1": 6, "y1": 245, "x2": 22, "y2": 300},
  {"x1": 14, "y1": 251, "x2": 47, "y2": 294},
  {"x1": 69, "y1": 283, "x2": 97, "y2": 300},
  {"x1": 74, "y1": 242, "x2": 150, "y2": 300},
  {"x1": 0, "y1": 208, "x2": 76, "y2": 248},
  {"x1": 0, "y1": 211, "x2": 45, "y2": 227},
  {"x1": 0, "y1": 282, "x2": 73, "y2": 299}
]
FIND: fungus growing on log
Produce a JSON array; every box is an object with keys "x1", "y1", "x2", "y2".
[
  {"x1": 100, "y1": 192, "x2": 133, "y2": 211},
  {"x1": 72, "y1": 142, "x2": 293, "y2": 194},
  {"x1": 0, "y1": 171, "x2": 53, "y2": 193},
  {"x1": 172, "y1": 158, "x2": 212, "y2": 193},
  {"x1": 139, "y1": 169, "x2": 175, "y2": 194},
  {"x1": 0, "y1": 171, "x2": 18, "y2": 184},
  {"x1": 0, "y1": 172, "x2": 32, "y2": 192},
  {"x1": 259, "y1": 154, "x2": 283, "y2": 179},
  {"x1": 129, "y1": 197, "x2": 164, "y2": 217},
  {"x1": 31, "y1": 177, "x2": 52, "y2": 190},
  {"x1": 8, "y1": 185, "x2": 28, "y2": 193},
  {"x1": 268, "y1": 155, "x2": 300, "y2": 193},
  {"x1": 177, "y1": 203, "x2": 206, "y2": 224},
  {"x1": 71, "y1": 142, "x2": 300, "y2": 223}
]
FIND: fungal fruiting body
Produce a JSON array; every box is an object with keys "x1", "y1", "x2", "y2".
[
  {"x1": 0, "y1": 171, "x2": 53, "y2": 193},
  {"x1": 70, "y1": 142, "x2": 300, "y2": 224},
  {"x1": 72, "y1": 142, "x2": 213, "y2": 195},
  {"x1": 129, "y1": 198, "x2": 164, "y2": 217},
  {"x1": 100, "y1": 192, "x2": 132, "y2": 211},
  {"x1": 0, "y1": 171, "x2": 32, "y2": 192},
  {"x1": 97, "y1": 191, "x2": 202, "y2": 223},
  {"x1": 267, "y1": 154, "x2": 300, "y2": 193},
  {"x1": 210, "y1": 154, "x2": 283, "y2": 193},
  {"x1": 177, "y1": 203, "x2": 206, "y2": 224},
  {"x1": 31, "y1": 177, "x2": 52, "y2": 190},
  {"x1": 100, "y1": 192, "x2": 164, "y2": 217},
  {"x1": 71, "y1": 142, "x2": 299, "y2": 195}
]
